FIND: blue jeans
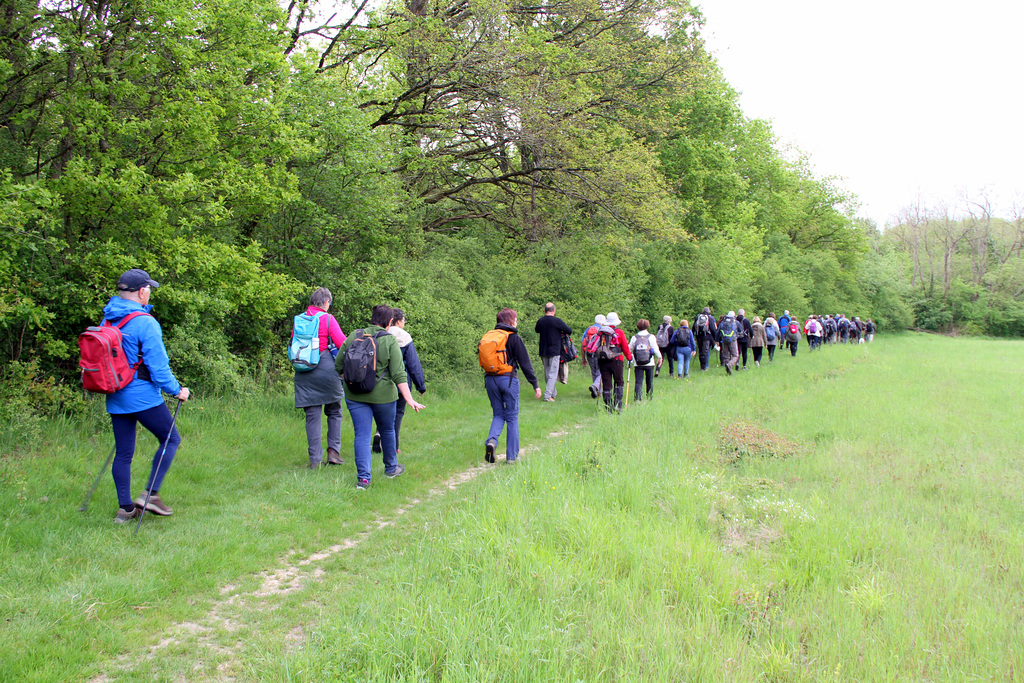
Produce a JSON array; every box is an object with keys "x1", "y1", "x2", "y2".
[
  {"x1": 485, "y1": 374, "x2": 520, "y2": 461},
  {"x1": 346, "y1": 399, "x2": 398, "y2": 481},
  {"x1": 676, "y1": 348, "x2": 692, "y2": 376},
  {"x1": 110, "y1": 403, "x2": 181, "y2": 506}
]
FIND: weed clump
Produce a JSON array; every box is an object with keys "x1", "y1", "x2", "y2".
[{"x1": 717, "y1": 421, "x2": 803, "y2": 464}]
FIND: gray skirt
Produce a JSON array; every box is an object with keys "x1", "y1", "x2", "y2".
[{"x1": 294, "y1": 353, "x2": 344, "y2": 408}]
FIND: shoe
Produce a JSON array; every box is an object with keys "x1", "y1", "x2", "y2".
[
  {"x1": 385, "y1": 463, "x2": 406, "y2": 478},
  {"x1": 725, "y1": 364, "x2": 732, "y2": 375},
  {"x1": 134, "y1": 491, "x2": 173, "y2": 516},
  {"x1": 326, "y1": 447, "x2": 344, "y2": 465},
  {"x1": 589, "y1": 385, "x2": 598, "y2": 399},
  {"x1": 505, "y1": 458, "x2": 517, "y2": 465},
  {"x1": 356, "y1": 478, "x2": 370, "y2": 490},
  {"x1": 684, "y1": 374, "x2": 689, "y2": 378},
  {"x1": 114, "y1": 506, "x2": 141, "y2": 524},
  {"x1": 309, "y1": 461, "x2": 322, "y2": 470},
  {"x1": 485, "y1": 440, "x2": 496, "y2": 464},
  {"x1": 755, "y1": 361, "x2": 760, "y2": 367},
  {"x1": 371, "y1": 433, "x2": 382, "y2": 453},
  {"x1": 544, "y1": 397, "x2": 555, "y2": 402}
]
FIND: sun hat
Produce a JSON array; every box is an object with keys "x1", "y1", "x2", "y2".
[
  {"x1": 595, "y1": 314, "x2": 606, "y2": 325},
  {"x1": 606, "y1": 312, "x2": 621, "y2": 326}
]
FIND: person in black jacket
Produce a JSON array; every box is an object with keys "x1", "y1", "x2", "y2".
[
  {"x1": 372, "y1": 308, "x2": 426, "y2": 455},
  {"x1": 534, "y1": 302, "x2": 572, "y2": 402},
  {"x1": 692, "y1": 307, "x2": 718, "y2": 371},
  {"x1": 736, "y1": 309, "x2": 754, "y2": 370},
  {"x1": 484, "y1": 308, "x2": 542, "y2": 464}
]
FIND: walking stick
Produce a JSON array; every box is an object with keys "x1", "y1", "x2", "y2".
[
  {"x1": 135, "y1": 399, "x2": 183, "y2": 536},
  {"x1": 79, "y1": 443, "x2": 116, "y2": 512},
  {"x1": 624, "y1": 361, "x2": 631, "y2": 409}
]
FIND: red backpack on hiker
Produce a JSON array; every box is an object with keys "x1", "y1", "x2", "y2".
[{"x1": 79, "y1": 312, "x2": 151, "y2": 394}]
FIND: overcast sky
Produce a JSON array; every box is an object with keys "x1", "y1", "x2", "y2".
[{"x1": 695, "y1": 0, "x2": 1024, "y2": 228}]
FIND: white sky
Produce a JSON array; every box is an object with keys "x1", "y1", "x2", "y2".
[{"x1": 696, "y1": 0, "x2": 1024, "y2": 227}]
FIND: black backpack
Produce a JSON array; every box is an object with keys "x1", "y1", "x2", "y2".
[
  {"x1": 342, "y1": 329, "x2": 390, "y2": 393},
  {"x1": 560, "y1": 333, "x2": 577, "y2": 362}
]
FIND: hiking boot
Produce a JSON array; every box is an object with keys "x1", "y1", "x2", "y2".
[
  {"x1": 371, "y1": 433, "x2": 382, "y2": 453},
  {"x1": 505, "y1": 457, "x2": 517, "y2": 465},
  {"x1": 134, "y1": 491, "x2": 173, "y2": 516},
  {"x1": 385, "y1": 463, "x2": 406, "y2": 478},
  {"x1": 309, "y1": 460, "x2": 322, "y2": 470},
  {"x1": 326, "y1": 447, "x2": 344, "y2": 465},
  {"x1": 485, "y1": 440, "x2": 496, "y2": 464},
  {"x1": 602, "y1": 390, "x2": 614, "y2": 413},
  {"x1": 544, "y1": 397, "x2": 555, "y2": 402},
  {"x1": 356, "y1": 478, "x2": 370, "y2": 490},
  {"x1": 114, "y1": 506, "x2": 141, "y2": 524},
  {"x1": 588, "y1": 385, "x2": 598, "y2": 399},
  {"x1": 613, "y1": 387, "x2": 624, "y2": 413},
  {"x1": 725, "y1": 364, "x2": 732, "y2": 375}
]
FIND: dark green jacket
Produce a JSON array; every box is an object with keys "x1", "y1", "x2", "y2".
[{"x1": 335, "y1": 325, "x2": 408, "y2": 404}]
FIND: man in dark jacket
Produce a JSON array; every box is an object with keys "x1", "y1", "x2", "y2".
[
  {"x1": 692, "y1": 307, "x2": 718, "y2": 371},
  {"x1": 485, "y1": 308, "x2": 542, "y2": 464},
  {"x1": 534, "y1": 302, "x2": 572, "y2": 402},
  {"x1": 736, "y1": 309, "x2": 754, "y2": 370}
]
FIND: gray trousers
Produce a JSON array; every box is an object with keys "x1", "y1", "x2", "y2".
[
  {"x1": 541, "y1": 355, "x2": 559, "y2": 399},
  {"x1": 305, "y1": 401, "x2": 343, "y2": 465},
  {"x1": 587, "y1": 353, "x2": 602, "y2": 392}
]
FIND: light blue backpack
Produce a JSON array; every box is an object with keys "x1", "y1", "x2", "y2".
[{"x1": 288, "y1": 311, "x2": 325, "y2": 371}]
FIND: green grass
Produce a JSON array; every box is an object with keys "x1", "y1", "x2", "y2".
[{"x1": 2, "y1": 334, "x2": 1023, "y2": 681}]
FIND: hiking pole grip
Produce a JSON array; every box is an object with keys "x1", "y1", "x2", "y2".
[
  {"x1": 79, "y1": 443, "x2": 117, "y2": 512},
  {"x1": 135, "y1": 399, "x2": 183, "y2": 536}
]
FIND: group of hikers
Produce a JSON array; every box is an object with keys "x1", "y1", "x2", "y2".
[{"x1": 84, "y1": 271, "x2": 875, "y2": 522}]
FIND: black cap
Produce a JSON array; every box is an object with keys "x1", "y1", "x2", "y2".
[{"x1": 117, "y1": 269, "x2": 159, "y2": 291}]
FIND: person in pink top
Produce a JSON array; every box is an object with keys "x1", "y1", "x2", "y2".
[{"x1": 293, "y1": 287, "x2": 347, "y2": 469}]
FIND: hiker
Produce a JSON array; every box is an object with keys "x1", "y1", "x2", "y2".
[
  {"x1": 865, "y1": 318, "x2": 876, "y2": 342},
  {"x1": 785, "y1": 316, "x2": 801, "y2": 356},
  {"x1": 853, "y1": 317, "x2": 864, "y2": 344},
  {"x1": 337, "y1": 305, "x2": 425, "y2": 490},
  {"x1": 534, "y1": 303, "x2": 572, "y2": 402},
  {"x1": 582, "y1": 314, "x2": 606, "y2": 398},
  {"x1": 371, "y1": 309, "x2": 426, "y2": 456},
  {"x1": 764, "y1": 312, "x2": 779, "y2": 363},
  {"x1": 805, "y1": 316, "x2": 822, "y2": 350},
  {"x1": 718, "y1": 311, "x2": 740, "y2": 375},
  {"x1": 693, "y1": 307, "x2": 717, "y2": 371},
  {"x1": 749, "y1": 316, "x2": 767, "y2": 366},
  {"x1": 654, "y1": 316, "x2": 674, "y2": 378},
  {"x1": 481, "y1": 308, "x2": 542, "y2": 464},
  {"x1": 292, "y1": 287, "x2": 347, "y2": 469},
  {"x1": 102, "y1": 269, "x2": 190, "y2": 523},
  {"x1": 736, "y1": 309, "x2": 753, "y2": 370},
  {"x1": 671, "y1": 319, "x2": 696, "y2": 378},
  {"x1": 778, "y1": 310, "x2": 792, "y2": 346},
  {"x1": 628, "y1": 319, "x2": 662, "y2": 402},
  {"x1": 597, "y1": 312, "x2": 633, "y2": 412}
]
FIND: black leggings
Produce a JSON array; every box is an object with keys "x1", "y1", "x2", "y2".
[
  {"x1": 634, "y1": 365, "x2": 655, "y2": 401},
  {"x1": 598, "y1": 358, "x2": 624, "y2": 390}
]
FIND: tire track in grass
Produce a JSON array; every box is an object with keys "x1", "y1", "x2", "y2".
[{"x1": 89, "y1": 430, "x2": 575, "y2": 681}]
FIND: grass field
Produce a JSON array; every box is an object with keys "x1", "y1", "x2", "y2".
[{"x1": 2, "y1": 333, "x2": 1023, "y2": 681}]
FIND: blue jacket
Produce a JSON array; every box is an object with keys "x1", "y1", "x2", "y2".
[{"x1": 101, "y1": 296, "x2": 182, "y2": 414}]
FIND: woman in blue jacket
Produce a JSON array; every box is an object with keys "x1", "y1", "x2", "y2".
[
  {"x1": 103, "y1": 270, "x2": 190, "y2": 523},
  {"x1": 671, "y1": 320, "x2": 696, "y2": 379}
]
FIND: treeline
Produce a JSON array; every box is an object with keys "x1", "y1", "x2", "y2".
[
  {"x1": 885, "y1": 198, "x2": 1024, "y2": 336},
  {"x1": 1, "y1": 0, "x2": 910, "y2": 436}
]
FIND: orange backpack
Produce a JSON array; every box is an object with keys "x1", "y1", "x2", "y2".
[{"x1": 478, "y1": 329, "x2": 514, "y2": 374}]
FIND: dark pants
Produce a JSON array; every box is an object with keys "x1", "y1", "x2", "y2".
[
  {"x1": 738, "y1": 340, "x2": 749, "y2": 368},
  {"x1": 752, "y1": 346, "x2": 763, "y2": 364},
  {"x1": 698, "y1": 338, "x2": 713, "y2": 370},
  {"x1": 394, "y1": 397, "x2": 407, "y2": 451},
  {"x1": 790, "y1": 340, "x2": 799, "y2": 356},
  {"x1": 111, "y1": 403, "x2": 181, "y2": 507},
  {"x1": 598, "y1": 358, "x2": 625, "y2": 412},
  {"x1": 634, "y1": 365, "x2": 655, "y2": 401},
  {"x1": 657, "y1": 345, "x2": 673, "y2": 376},
  {"x1": 767, "y1": 344, "x2": 776, "y2": 362}
]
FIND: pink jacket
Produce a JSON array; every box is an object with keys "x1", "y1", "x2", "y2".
[{"x1": 301, "y1": 305, "x2": 347, "y2": 351}]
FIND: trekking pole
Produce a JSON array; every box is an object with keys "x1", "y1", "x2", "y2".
[
  {"x1": 135, "y1": 399, "x2": 183, "y2": 536},
  {"x1": 624, "y1": 362, "x2": 631, "y2": 409},
  {"x1": 79, "y1": 443, "x2": 117, "y2": 512}
]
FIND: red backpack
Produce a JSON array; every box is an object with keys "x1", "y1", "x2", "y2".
[
  {"x1": 788, "y1": 322, "x2": 800, "y2": 335},
  {"x1": 78, "y1": 312, "x2": 151, "y2": 394}
]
